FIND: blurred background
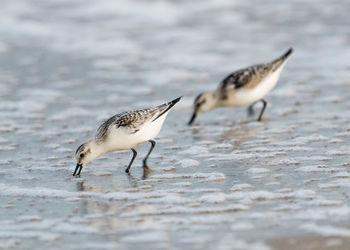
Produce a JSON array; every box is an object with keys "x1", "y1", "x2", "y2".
[{"x1": 0, "y1": 0, "x2": 349, "y2": 249}]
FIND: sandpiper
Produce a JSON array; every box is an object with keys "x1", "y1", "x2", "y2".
[
  {"x1": 188, "y1": 48, "x2": 293, "y2": 125},
  {"x1": 73, "y1": 97, "x2": 181, "y2": 176}
]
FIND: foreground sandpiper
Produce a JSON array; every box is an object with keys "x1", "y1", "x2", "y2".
[
  {"x1": 73, "y1": 97, "x2": 181, "y2": 176},
  {"x1": 188, "y1": 48, "x2": 293, "y2": 125}
]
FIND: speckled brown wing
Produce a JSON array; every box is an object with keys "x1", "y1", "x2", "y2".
[
  {"x1": 219, "y1": 63, "x2": 273, "y2": 93},
  {"x1": 95, "y1": 108, "x2": 158, "y2": 142},
  {"x1": 151, "y1": 97, "x2": 181, "y2": 122},
  {"x1": 95, "y1": 97, "x2": 181, "y2": 142},
  {"x1": 218, "y1": 48, "x2": 293, "y2": 98}
]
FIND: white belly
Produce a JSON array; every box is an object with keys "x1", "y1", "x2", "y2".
[
  {"x1": 104, "y1": 111, "x2": 169, "y2": 151},
  {"x1": 225, "y1": 64, "x2": 285, "y2": 107}
]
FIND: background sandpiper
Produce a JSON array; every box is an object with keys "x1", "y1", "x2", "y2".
[
  {"x1": 188, "y1": 48, "x2": 293, "y2": 125},
  {"x1": 73, "y1": 97, "x2": 181, "y2": 176}
]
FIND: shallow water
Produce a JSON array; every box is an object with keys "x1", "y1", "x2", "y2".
[{"x1": 0, "y1": 0, "x2": 350, "y2": 249}]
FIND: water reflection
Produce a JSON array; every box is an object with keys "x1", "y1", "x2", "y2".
[
  {"x1": 189, "y1": 120, "x2": 261, "y2": 143},
  {"x1": 142, "y1": 166, "x2": 152, "y2": 180},
  {"x1": 220, "y1": 123, "x2": 261, "y2": 141},
  {"x1": 126, "y1": 172, "x2": 139, "y2": 187},
  {"x1": 76, "y1": 180, "x2": 85, "y2": 191},
  {"x1": 74, "y1": 167, "x2": 152, "y2": 193},
  {"x1": 127, "y1": 166, "x2": 152, "y2": 183}
]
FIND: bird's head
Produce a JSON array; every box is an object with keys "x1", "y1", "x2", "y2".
[
  {"x1": 73, "y1": 140, "x2": 100, "y2": 176},
  {"x1": 188, "y1": 92, "x2": 216, "y2": 125}
]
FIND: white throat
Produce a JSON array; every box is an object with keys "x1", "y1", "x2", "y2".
[{"x1": 83, "y1": 140, "x2": 106, "y2": 165}]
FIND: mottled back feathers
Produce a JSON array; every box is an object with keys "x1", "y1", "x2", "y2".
[
  {"x1": 95, "y1": 97, "x2": 181, "y2": 142},
  {"x1": 218, "y1": 48, "x2": 293, "y2": 98}
]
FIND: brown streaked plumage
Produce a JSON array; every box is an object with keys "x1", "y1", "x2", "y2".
[
  {"x1": 73, "y1": 97, "x2": 181, "y2": 177},
  {"x1": 188, "y1": 48, "x2": 293, "y2": 125}
]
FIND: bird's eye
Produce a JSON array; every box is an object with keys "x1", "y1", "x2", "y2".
[
  {"x1": 80, "y1": 153, "x2": 85, "y2": 158},
  {"x1": 196, "y1": 100, "x2": 205, "y2": 108}
]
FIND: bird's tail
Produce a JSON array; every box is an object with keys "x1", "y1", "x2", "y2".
[
  {"x1": 152, "y1": 96, "x2": 182, "y2": 121},
  {"x1": 167, "y1": 96, "x2": 182, "y2": 108},
  {"x1": 276, "y1": 47, "x2": 293, "y2": 62},
  {"x1": 270, "y1": 47, "x2": 293, "y2": 70}
]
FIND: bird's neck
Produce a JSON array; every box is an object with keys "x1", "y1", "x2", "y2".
[
  {"x1": 210, "y1": 91, "x2": 221, "y2": 109},
  {"x1": 86, "y1": 140, "x2": 106, "y2": 164}
]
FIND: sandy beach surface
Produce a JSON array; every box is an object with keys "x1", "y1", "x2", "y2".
[{"x1": 0, "y1": 0, "x2": 349, "y2": 249}]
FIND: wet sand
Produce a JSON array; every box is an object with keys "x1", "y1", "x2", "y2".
[
  {"x1": 0, "y1": 0, "x2": 350, "y2": 249},
  {"x1": 268, "y1": 235, "x2": 350, "y2": 250}
]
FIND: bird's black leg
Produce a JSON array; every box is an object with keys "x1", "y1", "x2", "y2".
[
  {"x1": 257, "y1": 99, "x2": 267, "y2": 121},
  {"x1": 143, "y1": 140, "x2": 156, "y2": 168},
  {"x1": 125, "y1": 148, "x2": 137, "y2": 173}
]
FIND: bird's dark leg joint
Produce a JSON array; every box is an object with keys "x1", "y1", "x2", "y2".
[
  {"x1": 257, "y1": 99, "x2": 267, "y2": 121},
  {"x1": 143, "y1": 140, "x2": 156, "y2": 168},
  {"x1": 125, "y1": 148, "x2": 137, "y2": 173}
]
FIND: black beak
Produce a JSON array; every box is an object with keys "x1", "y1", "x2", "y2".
[
  {"x1": 188, "y1": 112, "x2": 197, "y2": 126},
  {"x1": 73, "y1": 164, "x2": 83, "y2": 176}
]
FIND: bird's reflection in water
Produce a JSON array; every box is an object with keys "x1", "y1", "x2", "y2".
[
  {"x1": 189, "y1": 119, "x2": 261, "y2": 144},
  {"x1": 74, "y1": 166, "x2": 154, "y2": 193},
  {"x1": 76, "y1": 180, "x2": 85, "y2": 191},
  {"x1": 75, "y1": 167, "x2": 154, "y2": 217},
  {"x1": 220, "y1": 123, "x2": 261, "y2": 141},
  {"x1": 127, "y1": 166, "x2": 153, "y2": 185},
  {"x1": 142, "y1": 166, "x2": 152, "y2": 180},
  {"x1": 189, "y1": 124, "x2": 212, "y2": 141},
  {"x1": 126, "y1": 172, "x2": 138, "y2": 187}
]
